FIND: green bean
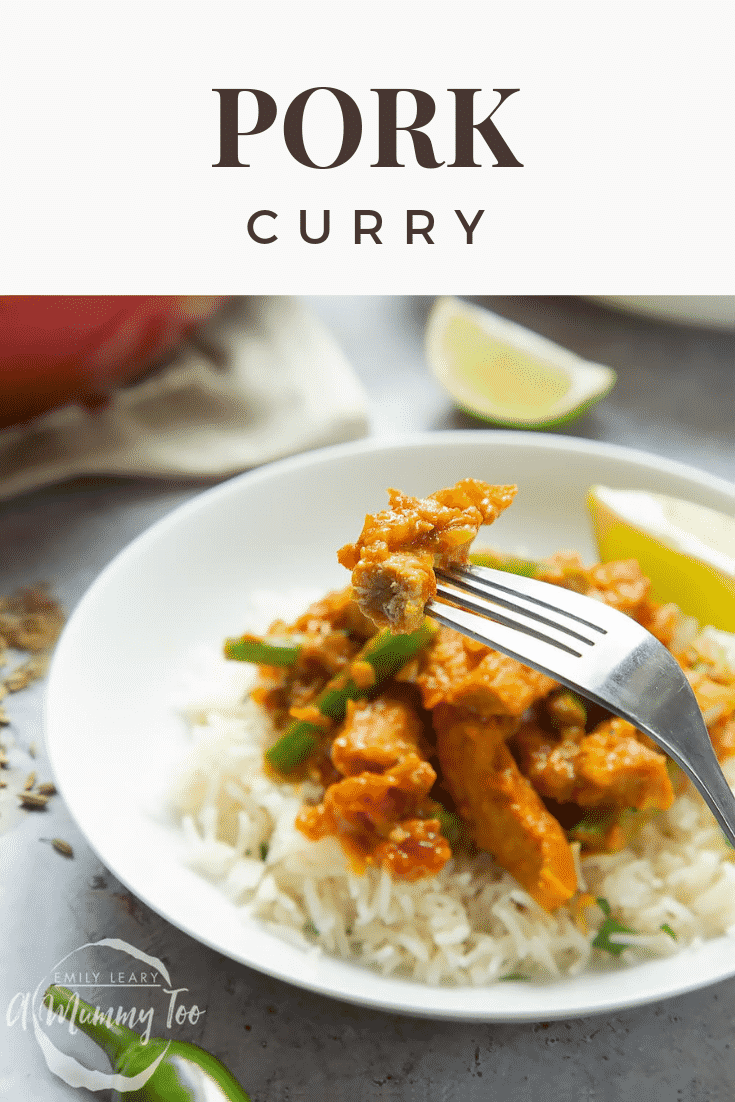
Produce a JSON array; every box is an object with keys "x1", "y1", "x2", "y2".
[
  {"x1": 224, "y1": 634, "x2": 301, "y2": 666},
  {"x1": 265, "y1": 620, "x2": 437, "y2": 773}
]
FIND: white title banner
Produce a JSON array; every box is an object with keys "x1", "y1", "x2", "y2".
[{"x1": 0, "y1": 1, "x2": 732, "y2": 292}]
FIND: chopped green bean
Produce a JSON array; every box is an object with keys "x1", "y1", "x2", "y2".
[
  {"x1": 224, "y1": 634, "x2": 301, "y2": 666},
  {"x1": 265, "y1": 620, "x2": 437, "y2": 774}
]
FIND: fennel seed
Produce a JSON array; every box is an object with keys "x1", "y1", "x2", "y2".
[
  {"x1": 50, "y1": 838, "x2": 74, "y2": 858},
  {"x1": 19, "y1": 791, "x2": 48, "y2": 809}
]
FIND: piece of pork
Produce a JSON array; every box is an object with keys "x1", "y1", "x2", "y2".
[
  {"x1": 511, "y1": 716, "x2": 674, "y2": 811},
  {"x1": 339, "y1": 480, "x2": 517, "y2": 633}
]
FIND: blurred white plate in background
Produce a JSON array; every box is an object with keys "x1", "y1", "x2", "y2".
[{"x1": 585, "y1": 296, "x2": 735, "y2": 330}]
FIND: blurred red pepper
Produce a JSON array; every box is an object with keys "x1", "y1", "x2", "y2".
[{"x1": 0, "y1": 296, "x2": 225, "y2": 429}]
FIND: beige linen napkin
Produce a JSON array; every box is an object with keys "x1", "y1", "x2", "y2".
[{"x1": 0, "y1": 297, "x2": 369, "y2": 502}]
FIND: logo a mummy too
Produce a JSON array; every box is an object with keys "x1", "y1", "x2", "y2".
[
  {"x1": 7, "y1": 938, "x2": 204, "y2": 1093},
  {"x1": 212, "y1": 87, "x2": 523, "y2": 170}
]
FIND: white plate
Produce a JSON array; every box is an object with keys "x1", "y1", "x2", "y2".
[{"x1": 46, "y1": 432, "x2": 735, "y2": 1022}]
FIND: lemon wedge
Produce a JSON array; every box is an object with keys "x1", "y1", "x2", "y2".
[
  {"x1": 426, "y1": 298, "x2": 616, "y2": 428},
  {"x1": 588, "y1": 485, "x2": 735, "y2": 630}
]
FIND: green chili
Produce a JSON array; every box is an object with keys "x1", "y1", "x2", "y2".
[
  {"x1": 265, "y1": 620, "x2": 437, "y2": 774},
  {"x1": 224, "y1": 633, "x2": 301, "y2": 666},
  {"x1": 43, "y1": 985, "x2": 251, "y2": 1102}
]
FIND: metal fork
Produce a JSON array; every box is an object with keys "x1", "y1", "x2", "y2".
[{"x1": 426, "y1": 564, "x2": 735, "y2": 848}]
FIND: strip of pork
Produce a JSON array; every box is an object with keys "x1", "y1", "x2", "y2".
[{"x1": 433, "y1": 704, "x2": 577, "y2": 911}]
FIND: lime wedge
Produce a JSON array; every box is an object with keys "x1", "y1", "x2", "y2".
[
  {"x1": 426, "y1": 298, "x2": 616, "y2": 428},
  {"x1": 588, "y1": 485, "x2": 735, "y2": 631}
]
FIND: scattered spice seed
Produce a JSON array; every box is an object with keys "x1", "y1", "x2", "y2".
[
  {"x1": 19, "y1": 791, "x2": 49, "y2": 809},
  {"x1": 37, "y1": 782, "x2": 57, "y2": 796},
  {"x1": 0, "y1": 588, "x2": 65, "y2": 788},
  {"x1": 4, "y1": 664, "x2": 35, "y2": 693},
  {"x1": 0, "y1": 588, "x2": 64, "y2": 706},
  {"x1": 0, "y1": 584, "x2": 65, "y2": 652},
  {"x1": 50, "y1": 838, "x2": 74, "y2": 858}
]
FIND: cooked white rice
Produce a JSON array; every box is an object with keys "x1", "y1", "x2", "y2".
[{"x1": 171, "y1": 591, "x2": 735, "y2": 985}]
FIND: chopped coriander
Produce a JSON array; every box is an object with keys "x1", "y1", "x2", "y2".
[
  {"x1": 592, "y1": 899, "x2": 636, "y2": 957},
  {"x1": 660, "y1": 923, "x2": 677, "y2": 940},
  {"x1": 302, "y1": 921, "x2": 319, "y2": 938},
  {"x1": 569, "y1": 811, "x2": 615, "y2": 843},
  {"x1": 259, "y1": 842, "x2": 269, "y2": 861},
  {"x1": 498, "y1": 973, "x2": 531, "y2": 981},
  {"x1": 433, "y1": 805, "x2": 466, "y2": 848}
]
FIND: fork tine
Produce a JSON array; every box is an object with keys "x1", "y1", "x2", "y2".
[
  {"x1": 438, "y1": 565, "x2": 607, "y2": 633},
  {"x1": 435, "y1": 577, "x2": 596, "y2": 649},
  {"x1": 427, "y1": 599, "x2": 588, "y2": 677}
]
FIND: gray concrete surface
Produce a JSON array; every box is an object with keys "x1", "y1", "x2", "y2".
[{"x1": 1, "y1": 296, "x2": 733, "y2": 1100}]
